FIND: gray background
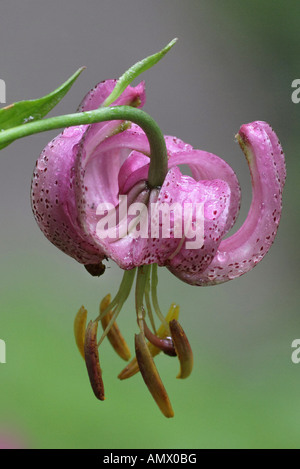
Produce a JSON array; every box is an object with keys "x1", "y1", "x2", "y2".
[{"x1": 0, "y1": 0, "x2": 299, "y2": 449}]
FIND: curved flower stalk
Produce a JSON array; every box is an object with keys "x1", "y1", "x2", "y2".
[{"x1": 29, "y1": 47, "x2": 285, "y2": 417}]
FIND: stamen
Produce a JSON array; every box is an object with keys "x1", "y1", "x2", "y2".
[
  {"x1": 142, "y1": 319, "x2": 176, "y2": 357},
  {"x1": 169, "y1": 319, "x2": 193, "y2": 379},
  {"x1": 108, "y1": 121, "x2": 132, "y2": 136},
  {"x1": 156, "y1": 304, "x2": 180, "y2": 341},
  {"x1": 84, "y1": 321, "x2": 105, "y2": 401},
  {"x1": 74, "y1": 305, "x2": 88, "y2": 359},
  {"x1": 100, "y1": 294, "x2": 131, "y2": 361},
  {"x1": 100, "y1": 293, "x2": 111, "y2": 314},
  {"x1": 135, "y1": 332, "x2": 174, "y2": 418},
  {"x1": 118, "y1": 303, "x2": 180, "y2": 380}
]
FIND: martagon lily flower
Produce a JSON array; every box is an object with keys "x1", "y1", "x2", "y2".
[{"x1": 30, "y1": 49, "x2": 286, "y2": 417}]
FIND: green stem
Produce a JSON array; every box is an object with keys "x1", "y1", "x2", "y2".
[
  {"x1": 151, "y1": 264, "x2": 169, "y2": 331},
  {"x1": 145, "y1": 265, "x2": 157, "y2": 334},
  {"x1": 97, "y1": 268, "x2": 136, "y2": 322},
  {"x1": 103, "y1": 38, "x2": 177, "y2": 107},
  {"x1": 98, "y1": 304, "x2": 122, "y2": 347},
  {"x1": 135, "y1": 266, "x2": 150, "y2": 324},
  {"x1": 0, "y1": 106, "x2": 168, "y2": 188}
]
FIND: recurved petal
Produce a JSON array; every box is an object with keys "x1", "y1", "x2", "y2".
[{"x1": 174, "y1": 121, "x2": 286, "y2": 286}]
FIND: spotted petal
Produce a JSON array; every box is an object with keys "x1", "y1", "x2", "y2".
[
  {"x1": 31, "y1": 80, "x2": 146, "y2": 265},
  {"x1": 169, "y1": 121, "x2": 286, "y2": 285}
]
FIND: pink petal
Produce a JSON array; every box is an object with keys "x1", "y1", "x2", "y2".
[
  {"x1": 164, "y1": 170, "x2": 232, "y2": 274},
  {"x1": 118, "y1": 151, "x2": 150, "y2": 194},
  {"x1": 76, "y1": 80, "x2": 147, "y2": 187},
  {"x1": 31, "y1": 81, "x2": 146, "y2": 266},
  {"x1": 108, "y1": 133, "x2": 241, "y2": 237},
  {"x1": 116, "y1": 166, "x2": 231, "y2": 270},
  {"x1": 78, "y1": 79, "x2": 146, "y2": 111},
  {"x1": 31, "y1": 126, "x2": 105, "y2": 264},
  {"x1": 164, "y1": 135, "x2": 241, "y2": 235},
  {"x1": 90, "y1": 124, "x2": 151, "y2": 156},
  {"x1": 171, "y1": 121, "x2": 286, "y2": 285}
]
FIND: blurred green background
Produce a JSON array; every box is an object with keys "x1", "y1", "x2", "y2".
[{"x1": 0, "y1": 0, "x2": 299, "y2": 449}]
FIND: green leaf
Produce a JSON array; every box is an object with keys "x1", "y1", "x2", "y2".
[
  {"x1": 0, "y1": 39, "x2": 178, "y2": 151},
  {"x1": 0, "y1": 67, "x2": 85, "y2": 149},
  {"x1": 102, "y1": 38, "x2": 177, "y2": 107}
]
